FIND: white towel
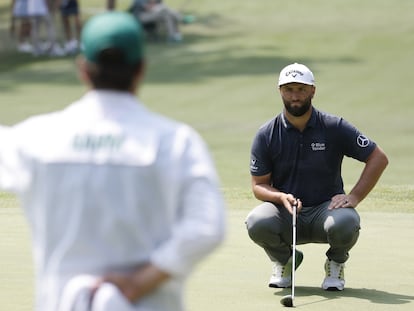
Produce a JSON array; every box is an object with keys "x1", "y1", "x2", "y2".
[
  {"x1": 92, "y1": 282, "x2": 136, "y2": 311},
  {"x1": 58, "y1": 275, "x2": 136, "y2": 311}
]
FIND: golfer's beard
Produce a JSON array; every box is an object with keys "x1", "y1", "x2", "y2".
[{"x1": 283, "y1": 97, "x2": 312, "y2": 117}]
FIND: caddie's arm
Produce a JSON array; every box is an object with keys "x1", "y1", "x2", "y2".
[{"x1": 97, "y1": 263, "x2": 171, "y2": 303}]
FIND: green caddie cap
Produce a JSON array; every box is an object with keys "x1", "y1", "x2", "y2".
[{"x1": 81, "y1": 11, "x2": 144, "y2": 65}]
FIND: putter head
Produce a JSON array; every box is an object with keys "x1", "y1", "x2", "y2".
[{"x1": 280, "y1": 295, "x2": 294, "y2": 307}]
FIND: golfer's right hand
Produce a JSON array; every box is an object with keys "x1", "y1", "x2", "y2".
[{"x1": 281, "y1": 194, "x2": 302, "y2": 215}]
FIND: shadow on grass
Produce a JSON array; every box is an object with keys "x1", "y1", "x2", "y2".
[
  {"x1": 274, "y1": 286, "x2": 414, "y2": 306},
  {"x1": 0, "y1": 5, "x2": 360, "y2": 88}
]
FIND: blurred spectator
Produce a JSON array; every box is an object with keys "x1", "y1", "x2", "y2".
[
  {"x1": 130, "y1": 0, "x2": 184, "y2": 42},
  {"x1": 11, "y1": 0, "x2": 33, "y2": 53},
  {"x1": 58, "y1": 0, "x2": 81, "y2": 54},
  {"x1": 29, "y1": 0, "x2": 65, "y2": 56}
]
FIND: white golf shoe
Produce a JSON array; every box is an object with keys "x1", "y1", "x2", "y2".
[
  {"x1": 269, "y1": 250, "x2": 303, "y2": 288},
  {"x1": 49, "y1": 43, "x2": 66, "y2": 57},
  {"x1": 64, "y1": 39, "x2": 79, "y2": 55},
  {"x1": 322, "y1": 259, "x2": 345, "y2": 291},
  {"x1": 17, "y1": 42, "x2": 34, "y2": 54}
]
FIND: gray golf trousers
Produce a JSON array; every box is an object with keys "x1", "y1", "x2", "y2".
[{"x1": 245, "y1": 201, "x2": 360, "y2": 265}]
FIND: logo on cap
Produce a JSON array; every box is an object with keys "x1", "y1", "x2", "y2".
[{"x1": 285, "y1": 70, "x2": 304, "y2": 78}]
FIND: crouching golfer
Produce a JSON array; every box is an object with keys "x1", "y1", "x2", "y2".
[
  {"x1": 0, "y1": 11, "x2": 225, "y2": 311},
  {"x1": 245, "y1": 63, "x2": 388, "y2": 291}
]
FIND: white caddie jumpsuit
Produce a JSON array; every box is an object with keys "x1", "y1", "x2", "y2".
[{"x1": 0, "y1": 90, "x2": 226, "y2": 311}]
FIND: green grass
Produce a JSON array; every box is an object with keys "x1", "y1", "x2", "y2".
[
  {"x1": 1, "y1": 204, "x2": 414, "y2": 311},
  {"x1": 186, "y1": 210, "x2": 414, "y2": 311},
  {"x1": 0, "y1": 0, "x2": 413, "y2": 310}
]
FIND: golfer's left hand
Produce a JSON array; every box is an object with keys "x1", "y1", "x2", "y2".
[{"x1": 329, "y1": 194, "x2": 358, "y2": 209}]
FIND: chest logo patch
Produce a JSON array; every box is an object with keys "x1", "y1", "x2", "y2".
[
  {"x1": 357, "y1": 135, "x2": 370, "y2": 148},
  {"x1": 311, "y1": 142, "x2": 326, "y2": 151}
]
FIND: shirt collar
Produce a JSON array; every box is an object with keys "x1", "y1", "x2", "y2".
[
  {"x1": 84, "y1": 89, "x2": 139, "y2": 104},
  {"x1": 281, "y1": 108, "x2": 317, "y2": 130}
]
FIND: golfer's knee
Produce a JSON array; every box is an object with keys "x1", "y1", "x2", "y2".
[
  {"x1": 325, "y1": 210, "x2": 360, "y2": 245},
  {"x1": 245, "y1": 214, "x2": 274, "y2": 243}
]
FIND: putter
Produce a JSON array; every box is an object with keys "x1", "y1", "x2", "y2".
[{"x1": 280, "y1": 204, "x2": 297, "y2": 308}]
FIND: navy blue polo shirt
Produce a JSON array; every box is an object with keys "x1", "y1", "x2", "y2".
[{"x1": 250, "y1": 108, "x2": 376, "y2": 206}]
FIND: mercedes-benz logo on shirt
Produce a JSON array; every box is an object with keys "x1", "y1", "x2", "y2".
[{"x1": 357, "y1": 135, "x2": 370, "y2": 148}]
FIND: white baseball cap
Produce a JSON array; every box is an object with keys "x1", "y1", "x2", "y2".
[{"x1": 278, "y1": 63, "x2": 315, "y2": 86}]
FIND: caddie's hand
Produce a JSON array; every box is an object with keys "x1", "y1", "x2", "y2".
[
  {"x1": 102, "y1": 263, "x2": 170, "y2": 303},
  {"x1": 102, "y1": 273, "x2": 139, "y2": 303},
  {"x1": 329, "y1": 194, "x2": 358, "y2": 209}
]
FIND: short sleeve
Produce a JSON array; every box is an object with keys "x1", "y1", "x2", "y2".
[
  {"x1": 337, "y1": 118, "x2": 376, "y2": 162},
  {"x1": 250, "y1": 127, "x2": 273, "y2": 176}
]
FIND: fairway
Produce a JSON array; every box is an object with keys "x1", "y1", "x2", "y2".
[{"x1": 1, "y1": 0, "x2": 413, "y2": 310}]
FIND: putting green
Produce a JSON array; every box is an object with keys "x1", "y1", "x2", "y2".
[
  {"x1": 186, "y1": 209, "x2": 414, "y2": 311},
  {"x1": 0, "y1": 201, "x2": 413, "y2": 310}
]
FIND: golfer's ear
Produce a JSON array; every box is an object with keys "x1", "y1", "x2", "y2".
[
  {"x1": 311, "y1": 85, "x2": 316, "y2": 97},
  {"x1": 136, "y1": 60, "x2": 146, "y2": 81},
  {"x1": 76, "y1": 56, "x2": 92, "y2": 87},
  {"x1": 131, "y1": 60, "x2": 147, "y2": 93}
]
